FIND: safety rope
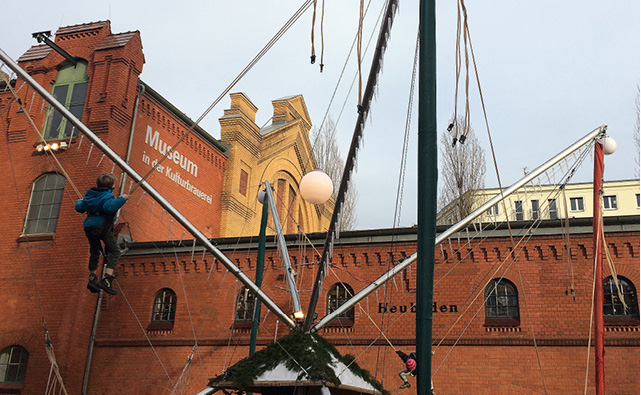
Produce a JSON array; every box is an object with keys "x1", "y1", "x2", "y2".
[
  {"x1": 171, "y1": 349, "x2": 194, "y2": 395},
  {"x1": 114, "y1": 279, "x2": 177, "y2": 390},
  {"x1": 583, "y1": 234, "x2": 599, "y2": 395},
  {"x1": 44, "y1": 332, "x2": 69, "y2": 395},
  {"x1": 4, "y1": 78, "x2": 69, "y2": 395},
  {"x1": 450, "y1": 1, "x2": 551, "y2": 390},
  {"x1": 171, "y1": 244, "x2": 207, "y2": 382},
  {"x1": 374, "y1": 27, "x2": 419, "y2": 380},
  {"x1": 310, "y1": 0, "x2": 317, "y2": 64},
  {"x1": 319, "y1": 0, "x2": 326, "y2": 72},
  {"x1": 1, "y1": 72, "x2": 82, "y2": 197},
  {"x1": 130, "y1": 0, "x2": 314, "y2": 195},
  {"x1": 433, "y1": 215, "x2": 548, "y2": 377},
  {"x1": 314, "y1": 0, "x2": 377, "y2": 140},
  {"x1": 357, "y1": 0, "x2": 365, "y2": 105},
  {"x1": 561, "y1": 187, "x2": 576, "y2": 297}
]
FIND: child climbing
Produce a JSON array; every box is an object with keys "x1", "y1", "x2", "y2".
[
  {"x1": 396, "y1": 350, "x2": 435, "y2": 393},
  {"x1": 75, "y1": 173, "x2": 129, "y2": 295}
]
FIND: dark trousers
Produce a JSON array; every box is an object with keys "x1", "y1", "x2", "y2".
[{"x1": 84, "y1": 226, "x2": 121, "y2": 271}]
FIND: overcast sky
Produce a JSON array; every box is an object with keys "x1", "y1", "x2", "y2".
[{"x1": 1, "y1": 1, "x2": 639, "y2": 230}]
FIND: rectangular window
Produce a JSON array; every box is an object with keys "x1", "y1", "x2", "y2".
[
  {"x1": 239, "y1": 170, "x2": 248, "y2": 196},
  {"x1": 570, "y1": 197, "x2": 584, "y2": 212},
  {"x1": 548, "y1": 199, "x2": 557, "y2": 219},
  {"x1": 43, "y1": 62, "x2": 87, "y2": 140},
  {"x1": 636, "y1": 194, "x2": 640, "y2": 208},
  {"x1": 487, "y1": 204, "x2": 498, "y2": 216},
  {"x1": 515, "y1": 201, "x2": 523, "y2": 221},
  {"x1": 287, "y1": 185, "x2": 296, "y2": 233},
  {"x1": 531, "y1": 200, "x2": 539, "y2": 220},
  {"x1": 66, "y1": 82, "x2": 87, "y2": 137},
  {"x1": 46, "y1": 85, "x2": 68, "y2": 139},
  {"x1": 603, "y1": 195, "x2": 617, "y2": 210}
]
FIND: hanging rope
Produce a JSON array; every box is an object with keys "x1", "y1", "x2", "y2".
[
  {"x1": 319, "y1": 0, "x2": 326, "y2": 72},
  {"x1": 583, "y1": 235, "x2": 599, "y2": 395},
  {"x1": 1, "y1": 71, "x2": 82, "y2": 197},
  {"x1": 44, "y1": 332, "x2": 69, "y2": 395},
  {"x1": 356, "y1": 0, "x2": 365, "y2": 105},
  {"x1": 4, "y1": 75, "x2": 70, "y2": 395},
  {"x1": 114, "y1": 279, "x2": 177, "y2": 391},
  {"x1": 171, "y1": 349, "x2": 194, "y2": 395},
  {"x1": 561, "y1": 187, "x2": 576, "y2": 297},
  {"x1": 310, "y1": 0, "x2": 317, "y2": 64}
]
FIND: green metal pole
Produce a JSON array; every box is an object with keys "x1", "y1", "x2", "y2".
[
  {"x1": 249, "y1": 196, "x2": 269, "y2": 357},
  {"x1": 417, "y1": 0, "x2": 437, "y2": 394}
]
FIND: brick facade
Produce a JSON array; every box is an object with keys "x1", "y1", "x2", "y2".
[{"x1": 91, "y1": 218, "x2": 638, "y2": 394}]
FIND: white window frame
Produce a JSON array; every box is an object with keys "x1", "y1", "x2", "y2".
[
  {"x1": 602, "y1": 195, "x2": 617, "y2": 210},
  {"x1": 486, "y1": 204, "x2": 499, "y2": 216},
  {"x1": 569, "y1": 197, "x2": 584, "y2": 212}
]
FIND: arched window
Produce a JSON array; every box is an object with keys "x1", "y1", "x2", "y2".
[
  {"x1": 43, "y1": 61, "x2": 88, "y2": 139},
  {"x1": 23, "y1": 173, "x2": 66, "y2": 235},
  {"x1": 485, "y1": 278, "x2": 519, "y2": 325},
  {"x1": 0, "y1": 345, "x2": 29, "y2": 383},
  {"x1": 152, "y1": 288, "x2": 177, "y2": 323},
  {"x1": 604, "y1": 276, "x2": 639, "y2": 321},
  {"x1": 327, "y1": 283, "x2": 355, "y2": 325},
  {"x1": 235, "y1": 287, "x2": 255, "y2": 323}
]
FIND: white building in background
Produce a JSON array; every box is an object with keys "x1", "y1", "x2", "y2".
[{"x1": 438, "y1": 179, "x2": 640, "y2": 225}]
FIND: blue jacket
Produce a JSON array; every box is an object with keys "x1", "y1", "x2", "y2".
[{"x1": 75, "y1": 187, "x2": 127, "y2": 228}]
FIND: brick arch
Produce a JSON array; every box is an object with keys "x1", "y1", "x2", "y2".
[
  {"x1": 257, "y1": 157, "x2": 321, "y2": 234},
  {"x1": 613, "y1": 266, "x2": 640, "y2": 286},
  {"x1": 0, "y1": 328, "x2": 41, "y2": 361}
]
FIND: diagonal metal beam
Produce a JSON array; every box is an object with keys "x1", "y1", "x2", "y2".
[
  {"x1": 263, "y1": 181, "x2": 303, "y2": 319},
  {"x1": 0, "y1": 48, "x2": 296, "y2": 328},
  {"x1": 311, "y1": 125, "x2": 606, "y2": 331}
]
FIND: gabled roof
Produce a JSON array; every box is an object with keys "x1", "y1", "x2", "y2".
[
  {"x1": 55, "y1": 21, "x2": 109, "y2": 36},
  {"x1": 95, "y1": 31, "x2": 138, "y2": 51},
  {"x1": 17, "y1": 45, "x2": 53, "y2": 62},
  {"x1": 259, "y1": 120, "x2": 288, "y2": 135},
  {"x1": 207, "y1": 329, "x2": 387, "y2": 394}
]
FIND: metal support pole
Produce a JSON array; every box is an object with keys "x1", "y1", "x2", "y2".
[
  {"x1": 312, "y1": 125, "x2": 605, "y2": 331},
  {"x1": 264, "y1": 181, "x2": 303, "y2": 319},
  {"x1": 0, "y1": 48, "x2": 295, "y2": 328},
  {"x1": 417, "y1": 0, "x2": 437, "y2": 392}
]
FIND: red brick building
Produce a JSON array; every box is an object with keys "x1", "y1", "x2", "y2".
[
  {"x1": 0, "y1": 20, "x2": 639, "y2": 395},
  {"x1": 83, "y1": 216, "x2": 637, "y2": 395}
]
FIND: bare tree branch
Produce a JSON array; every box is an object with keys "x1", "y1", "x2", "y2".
[
  {"x1": 437, "y1": 116, "x2": 486, "y2": 225},
  {"x1": 310, "y1": 117, "x2": 359, "y2": 230}
]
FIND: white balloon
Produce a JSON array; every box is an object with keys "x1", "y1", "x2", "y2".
[{"x1": 300, "y1": 170, "x2": 334, "y2": 205}]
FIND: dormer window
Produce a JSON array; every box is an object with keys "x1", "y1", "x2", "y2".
[{"x1": 43, "y1": 61, "x2": 88, "y2": 139}]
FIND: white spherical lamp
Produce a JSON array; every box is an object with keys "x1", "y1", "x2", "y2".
[
  {"x1": 257, "y1": 189, "x2": 266, "y2": 204},
  {"x1": 598, "y1": 136, "x2": 617, "y2": 155},
  {"x1": 300, "y1": 170, "x2": 333, "y2": 205}
]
